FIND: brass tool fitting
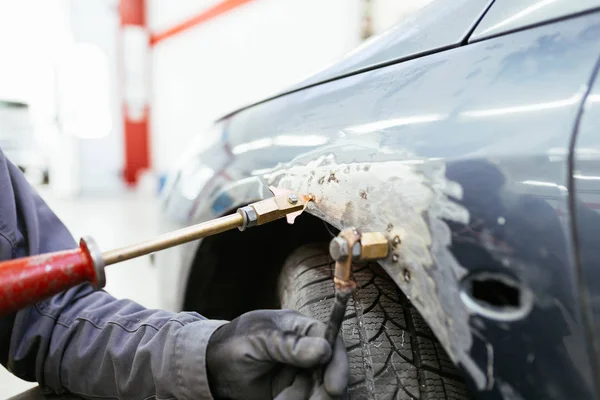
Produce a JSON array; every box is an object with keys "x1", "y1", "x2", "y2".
[
  {"x1": 322, "y1": 228, "x2": 391, "y2": 348},
  {"x1": 103, "y1": 189, "x2": 311, "y2": 265},
  {"x1": 237, "y1": 189, "x2": 311, "y2": 230},
  {"x1": 329, "y1": 229, "x2": 390, "y2": 288}
]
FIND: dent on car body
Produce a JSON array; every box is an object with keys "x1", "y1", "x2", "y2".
[{"x1": 265, "y1": 150, "x2": 491, "y2": 387}]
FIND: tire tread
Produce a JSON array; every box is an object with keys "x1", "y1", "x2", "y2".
[{"x1": 279, "y1": 244, "x2": 470, "y2": 399}]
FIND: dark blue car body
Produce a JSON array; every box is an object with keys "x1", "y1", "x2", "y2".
[{"x1": 159, "y1": 1, "x2": 600, "y2": 398}]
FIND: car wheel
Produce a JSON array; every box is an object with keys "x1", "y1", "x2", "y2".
[{"x1": 278, "y1": 244, "x2": 471, "y2": 399}]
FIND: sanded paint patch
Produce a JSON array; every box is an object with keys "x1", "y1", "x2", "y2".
[{"x1": 266, "y1": 153, "x2": 488, "y2": 388}]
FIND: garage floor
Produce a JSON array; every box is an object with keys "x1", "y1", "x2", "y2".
[{"x1": 0, "y1": 190, "x2": 161, "y2": 398}]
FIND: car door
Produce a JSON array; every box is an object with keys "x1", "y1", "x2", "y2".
[{"x1": 572, "y1": 63, "x2": 600, "y2": 400}]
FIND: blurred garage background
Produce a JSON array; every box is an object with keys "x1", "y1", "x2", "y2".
[{"x1": 0, "y1": 0, "x2": 431, "y2": 396}]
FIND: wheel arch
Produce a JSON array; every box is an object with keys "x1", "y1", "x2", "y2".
[{"x1": 182, "y1": 209, "x2": 331, "y2": 320}]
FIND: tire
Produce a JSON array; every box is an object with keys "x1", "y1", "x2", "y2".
[{"x1": 278, "y1": 244, "x2": 471, "y2": 400}]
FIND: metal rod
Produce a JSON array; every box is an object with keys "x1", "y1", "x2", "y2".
[
  {"x1": 324, "y1": 287, "x2": 354, "y2": 346},
  {"x1": 312, "y1": 286, "x2": 355, "y2": 393},
  {"x1": 102, "y1": 213, "x2": 244, "y2": 266}
]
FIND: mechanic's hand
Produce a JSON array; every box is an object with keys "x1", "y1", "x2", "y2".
[{"x1": 206, "y1": 310, "x2": 348, "y2": 400}]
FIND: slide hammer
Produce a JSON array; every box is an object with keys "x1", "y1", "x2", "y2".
[{"x1": 0, "y1": 188, "x2": 312, "y2": 316}]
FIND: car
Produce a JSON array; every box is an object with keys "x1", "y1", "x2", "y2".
[{"x1": 157, "y1": 0, "x2": 600, "y2": 398}]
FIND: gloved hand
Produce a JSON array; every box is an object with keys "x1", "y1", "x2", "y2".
[{"x1": 206, "y1": 310, "x2": 349, "y2": 400}]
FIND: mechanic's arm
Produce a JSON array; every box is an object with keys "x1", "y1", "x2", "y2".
[
  {"x1": 6, "y1": 287, "x2": 228, "y2": 399},
  {"x1": 0, "y1": 152, "x2": 348, "y2": 399},
  {"x1": 0, "y1": 154, "x2": 227, "y2": 399}
]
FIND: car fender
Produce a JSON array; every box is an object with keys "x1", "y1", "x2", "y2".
[{"x1": 264, "y1": 146, "x2": 481, "y2": 382}]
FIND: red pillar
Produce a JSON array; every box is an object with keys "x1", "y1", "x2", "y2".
[{"x1": 119, "y1": 0, "x2": 150, "y2": 186}]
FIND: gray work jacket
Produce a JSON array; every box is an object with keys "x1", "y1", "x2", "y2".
[{"x1": 0, "y1": 149, "x2": 226, "y2": 399}]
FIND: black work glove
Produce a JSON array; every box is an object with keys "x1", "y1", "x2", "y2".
[{"x1": 206, "y1": 310, "x2": 349, "y2": 400}]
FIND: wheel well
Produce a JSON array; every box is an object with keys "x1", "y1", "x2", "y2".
[{"x1": 183, "y1": 213, "x2": 331, "y2": 320}]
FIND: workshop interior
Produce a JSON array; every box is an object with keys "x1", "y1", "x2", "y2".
[{"x1": 2, "y1": 0, "x2": 600, "y2": 399}]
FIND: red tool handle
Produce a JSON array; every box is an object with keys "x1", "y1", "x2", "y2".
[{"x1": 0, "y1": 237, "x2": 105, "y2": 316}]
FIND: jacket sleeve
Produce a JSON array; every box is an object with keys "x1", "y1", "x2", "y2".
[{"x1": 0, "y1": 151, "x2": 226, "y2": 400}]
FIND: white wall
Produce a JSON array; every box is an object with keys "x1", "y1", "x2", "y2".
[
  {"x1": 371, "y1": 0, "x2": 433, "y2": 34},
  {"x1": 148, "y1": 0, "x2": 362, "y2": 175},
  {"x1": 65, "y1": 0, "x2": 124, "y2": 194},
  {"x1": 0, "y1": 0, "x2": 70, "y2": 103}
]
